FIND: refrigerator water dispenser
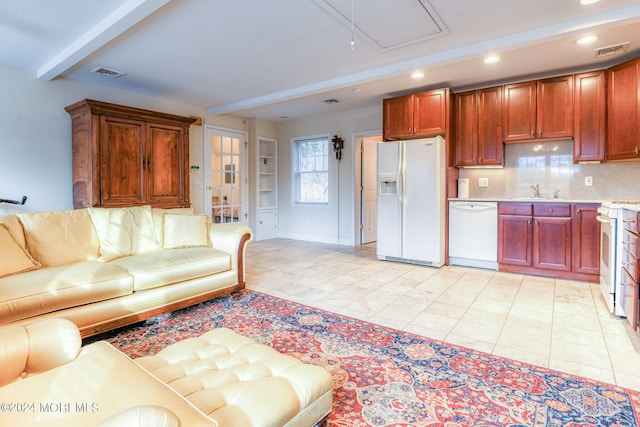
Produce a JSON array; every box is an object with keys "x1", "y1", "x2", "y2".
[{"x1": 378, "y1": 173, "x2": 397, "y2": 195}]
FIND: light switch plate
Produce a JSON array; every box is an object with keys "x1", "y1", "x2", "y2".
[{"x1": 479, "y1": 178, "x2": 489, "y2": 187}]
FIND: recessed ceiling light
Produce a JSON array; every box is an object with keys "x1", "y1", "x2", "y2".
[
  {"x1": 577, "y1": 35, "x2": 598, "y2": 45},
  {"x1": 411, "y1": 71, "x2": 425, "y2": 79},
  {"x1": 483, "y1": 55, "x2": 500, "y2": 64},
  {"x1": 578, "y1": 0, "x2": 600, "y2": 5},
  {"x1": 352, "y1": 87, "x2": 362, "y2": 92}
]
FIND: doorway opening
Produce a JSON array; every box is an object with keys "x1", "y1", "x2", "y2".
[{"x1": 354, "y1": 132, "x2": 382, "y2": 245}]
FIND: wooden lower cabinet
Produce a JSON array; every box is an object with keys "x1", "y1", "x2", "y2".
[
  {"x1": 498, "y1": 202, "x2": 599, "y2": 281},
  {"x1": 533, "y1": 216, "x2": 572, "y2": 271},
  {"x1": 572, "y1": 204, "x2": 601, "y2": 275},
  {"x1": 498, "y1": 208, "x2": 532, "y2": 266}
]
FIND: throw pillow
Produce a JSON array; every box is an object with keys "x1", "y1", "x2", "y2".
[
  {"x1": 128, "y1": 205, "x2": 160, "y2": 254},
  {"x1": 89, "y1": 206, "x2": 160, "y2": 261},
  {"x1": 88, "y1": 208, "x2": 132, "y2": 261},
  {"x1": 17, "y1": 209, "x2": 100, "y2": 267},
  {"x1": 162, "y1": 214, "x2": 210, "y2": 249},
  {"x1": 0, "y1": 215, "x2": 27, "y2": 249},
  {"x1": 151, "y1": 207, "x2": 194, "y2": 246},
  {"x1": 0, "y1": 224, "x2": 41, "y2": 277}
]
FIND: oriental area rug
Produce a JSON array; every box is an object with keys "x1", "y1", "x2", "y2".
[{"x1": 104, "y1": 290, "x2": 640, "y2": 427}]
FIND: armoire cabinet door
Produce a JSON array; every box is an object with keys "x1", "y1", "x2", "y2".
[
  {"x1": 146, "y1": 123, "x2": 188, "y2": 206},
  {"x1": 100, "y1": 116, "x2": 146, "y2": 206}
]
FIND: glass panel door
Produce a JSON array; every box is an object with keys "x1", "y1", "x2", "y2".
[{"x1": 204, "y1": 126, "x2": 248, "y2": 225}]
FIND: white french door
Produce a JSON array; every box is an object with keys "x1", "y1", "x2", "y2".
[{"x1": 203, "y1": 126, "x2": 248, "y2": 226}]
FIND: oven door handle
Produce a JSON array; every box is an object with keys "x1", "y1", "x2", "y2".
[{"x1": 596, "y1": 215, "x2": 611, "y2": 224}]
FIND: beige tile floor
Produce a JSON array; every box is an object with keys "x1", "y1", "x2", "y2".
[{"x1": 245, "y1": 238, "x2": 640, "y2": 391}]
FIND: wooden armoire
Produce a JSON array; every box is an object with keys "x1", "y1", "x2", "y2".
[{"x1": 65, "y1": 99, "x2": 196, "y2": 209}]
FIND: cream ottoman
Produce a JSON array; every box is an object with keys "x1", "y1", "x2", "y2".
[{"x1": 135, "y1": 328, "x2": 334, "y2": 427}]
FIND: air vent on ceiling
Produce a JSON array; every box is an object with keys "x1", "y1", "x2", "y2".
[
  {"x1": 324, "y1": 98, "x2": 340, "y2": 104},
  {"x1": 91, "y1": 67, "x2": 126, "y2": 78},
  {"x1": 594, "y1": 42, "x2": 629, "y2": 58}
]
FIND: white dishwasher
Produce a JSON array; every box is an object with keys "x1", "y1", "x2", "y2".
[{"x1": 448, "y1": 201, "x2": 498, "y2": 270}]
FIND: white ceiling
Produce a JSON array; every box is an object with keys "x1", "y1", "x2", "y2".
[{"x1": 2, "y1": 0, "x2": 640, "y2": 121}]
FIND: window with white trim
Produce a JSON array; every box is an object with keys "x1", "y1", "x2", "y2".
[{"x1": 293, "y1": 136, "x2": 329, "y2": 204}]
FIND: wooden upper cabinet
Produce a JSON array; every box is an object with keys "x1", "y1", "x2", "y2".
[
  {"x1": 607, "y1": 58, "x2": 640, "y2": 161},
  {"x1": 503, "y1": 81, "x2": 536, "y2": 141},
  {"x1": 383, "y1": 94, "x2": 414, "y2": 140},
  {"x1": 383, "y1": 88, "x2": 449, "y2": 140},
  {"x1": 454, "y1": 91, "x2": 477, "y2": 167},
  {"x1": 454, "y1": 87, "x2": 503, "y2": 167},
  {"x1": 66, "y1": 99, "x2": 196, "y2": 209},
  {"x1": 503, "y1": 76, "x2": 573, "y2": 142},
  {"x1": 573, "y1": 71, "x2": 606, "y2": 163},
  {"x1": 537, "y1": 76, "x2": 574, "y2": 139},
  {"x1": 477, "y1": 86, "x2": 504, "y2": 165},
  {"x1": 414, "y1": 89, "x2": 448, "y2": 137}
]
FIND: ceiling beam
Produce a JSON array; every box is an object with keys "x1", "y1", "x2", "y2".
[{"x1": 37, "y1": 0, "x2": 170, "y2": 80}]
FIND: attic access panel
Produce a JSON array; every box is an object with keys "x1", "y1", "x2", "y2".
[{"x1": 312, "y1": 0, "x2": 448, "y2": 51}]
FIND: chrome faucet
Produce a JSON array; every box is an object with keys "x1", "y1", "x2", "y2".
[{"x1": 531, "y1": 184, "x2": 540, "y2": 198}]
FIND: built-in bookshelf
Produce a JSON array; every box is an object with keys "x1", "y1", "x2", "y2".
[
  {"x1": 258, "y1": 137, "x2": 277, "y2": 209},
  {"x1": 256, "y1": 137, "x2": 278, "y2": 240}
]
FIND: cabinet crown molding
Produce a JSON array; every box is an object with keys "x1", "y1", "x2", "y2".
[{"x1": 65, "y1": 99, "x2": 197, "y2": 128}]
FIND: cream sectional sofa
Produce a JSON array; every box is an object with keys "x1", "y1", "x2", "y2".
[{"x1": 0, "y1": 205, "x2": 251, "y2": 337}]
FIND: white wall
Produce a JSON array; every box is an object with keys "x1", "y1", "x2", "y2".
[
  {"x1": 276, "y1": 105, "x2": 382, "y2": 246},
  {"x1": 0, "y1": 64, "x2": 245, "y2": 215},
  {"x1": 0, "y1": 63, "x2": 384, "y2": 247}
]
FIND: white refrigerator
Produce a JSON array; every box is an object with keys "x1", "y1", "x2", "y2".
[{"x1": 376, "y1": 136, "x2": 446, "y2": 267}]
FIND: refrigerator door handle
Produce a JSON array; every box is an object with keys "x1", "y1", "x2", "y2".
[{"x1": 396, "y1": 143, "x2": 404, "y2": 202}]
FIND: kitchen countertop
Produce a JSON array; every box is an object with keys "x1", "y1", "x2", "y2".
[{"x1": 448, "y1": 198, "x2": 607, "y2": 204}]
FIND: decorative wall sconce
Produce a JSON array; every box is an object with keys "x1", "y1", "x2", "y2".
[{"x1": 332, "y1": 135, "x2": 344, "y2": 161}]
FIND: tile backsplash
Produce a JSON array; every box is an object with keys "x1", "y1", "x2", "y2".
[{"x1": 459, "y1": 141, "x2": 640, "y2": 201}]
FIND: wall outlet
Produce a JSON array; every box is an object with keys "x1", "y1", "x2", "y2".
[
  {"x1": 585, "y1": 176, "x2": 593, "y2": 186},
  {"x1": 479, "y1": 178, "x2": 489, "y2": 187}
]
